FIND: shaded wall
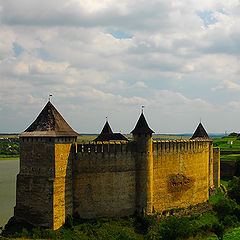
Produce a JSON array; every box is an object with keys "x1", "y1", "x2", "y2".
[
  {"x1": 213, "y1": 148, "x2": 220, "y2": 188},
  {"x1": 73, "y1": 142, "x2": 136, "y2": 218},
  {"x1": 15, "y1": 137, "x2": 55, "y2": 228},
  {"x1": 15, "y1": 137, "x2": 75, "y2": 230}
]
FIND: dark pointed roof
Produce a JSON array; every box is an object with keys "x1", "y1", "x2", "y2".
[
  {"x1": 131, "y1": 112, "x2": 154, "y2": 134},
  {"x1": 191, "y1": 122, "x2": 210, "y2": 140},
  {"x1": 101, "y1": 121, "x2": 113, "y2": 134},
  {"x1": 20, "y1": 101, "x2": 79, "y2": 137},
  {"x1": 94, "y1": 120, "x2": 128, "y2": 142},
  {"x1": 94, "y1": 133, "x2": 128, "y2": 142}
]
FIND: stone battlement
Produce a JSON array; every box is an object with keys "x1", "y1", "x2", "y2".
[{"x1": 14, "y1": 101, "x2": 221, "y2": 230}]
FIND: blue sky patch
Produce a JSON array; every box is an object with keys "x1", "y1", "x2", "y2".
[
  {"x1": 197, "y1": 10, "x2": 217, "y2": 27},
  {"x1": 37, "y1": 48, "x2": 55, "y2": 61},
  {"x1": 106, "y1": 29, "x2": 133, "y2": 39},
  {"x1": 13, "y1": 42, "x2": 23, "y2": 56}
]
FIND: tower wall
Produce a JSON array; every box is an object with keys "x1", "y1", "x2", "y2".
[
  {"x1": 152, "y1": 140, "x2": 211, "y2": 212},
  {"x1": 14, "y1": 137, "x2": 76, "y2": 230},
  {"x1": 15, "y1": 137, "x2": 55, "y2": 227},
  {"x1": 72, "y1": 142, "x2": 136, "y2": 218},
  {"x1": 133, "y1": 133, "x2": 153, "y2": 214},
  {"x1": 213, "y1": 147, "x2": 220, "y2": 188}
]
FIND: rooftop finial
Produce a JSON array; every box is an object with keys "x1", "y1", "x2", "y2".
[
  {"x1": 200, "y1": 117, "x2": 201, "y2": 123},
  {"x1": 106, "y1": 116, "x2": 108, "y2": 122},
  {"x1": 141, "y1": 105, "x2": 145, "y2": 113},
  {"x1": 49, "y1": 94, "x2": 53, "y2": 102}
]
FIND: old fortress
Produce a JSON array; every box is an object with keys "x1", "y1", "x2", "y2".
[{"x1": 14, "y1": 101, "x2": 220, "y2": 230}]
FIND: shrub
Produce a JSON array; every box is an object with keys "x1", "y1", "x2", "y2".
[
  {"x1": 222, "y1": 215, "x2": 238, "y2": 227},
  {"x1": 134, "y1": 214, "x2": 156, "y2": 234},
  {"x1": 211, "y1": 222, "x2": 225, "y2": 240},
  {"x1": 213, "y1": 196, "x2": 238, "y2": 221},
  {"x1": 156, "y1": 216, "x2": 194, "y2": 240},
  {"x1": 228, "y1": 176, "x2": 240, "y2": 204}
]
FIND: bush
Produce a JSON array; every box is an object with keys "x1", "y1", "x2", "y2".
[
  {"x1": 229, "y1": 132, "x2": 238, "y2": 137},
  {"x1": 222, "y1": 215, "x2": 238, "y2": 227},
  {"x1": 156, "y1": 216, "x2": 194, "y2": 240},
  {"x1": 211, "y1": 222, "x2": 225, "y2": 240},
  {"x1": 228, "y1": 176, "x2": 240, "y2": 204},
  {"x1": 134, "y1": 214, "x2": 156, "y2": 234},
  {"x1": 213, "y1": 196, "x2": 238, "y2": 221}
]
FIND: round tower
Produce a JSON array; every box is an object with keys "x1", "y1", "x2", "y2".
[{"x1": 131, "y1": 111, "x2": 154, "y2": 214}]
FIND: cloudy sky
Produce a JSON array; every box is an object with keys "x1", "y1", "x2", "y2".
[{"x1": 1, "y1": 0, "x2": 240, "y2": 134}]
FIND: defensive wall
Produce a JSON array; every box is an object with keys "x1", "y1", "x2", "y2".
[
  {"x1": 72, "y1": 139, "x2": 220, "y2": 219},
  {"x1": 14, "y1": 101, "x2": 221, "y2": 230}
]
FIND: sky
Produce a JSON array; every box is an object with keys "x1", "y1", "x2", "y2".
[{"x1": 1, "y1": 0, "x2": 240, "y2": 134}]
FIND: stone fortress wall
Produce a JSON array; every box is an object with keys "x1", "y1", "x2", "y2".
[
  {"x1": 14, "y1": 101, "x2": 221, "y2": 230},
  {"x1": 71, "y1": 139, "x2": 220, "y2": 223}
]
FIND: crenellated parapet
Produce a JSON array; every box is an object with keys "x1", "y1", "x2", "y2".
[
  {"x1": 76, "y1": 141, "x2": 132, "y2": 154},
  {"x1": 152, "y1": 139, "x2": 212, "y2": 154}
]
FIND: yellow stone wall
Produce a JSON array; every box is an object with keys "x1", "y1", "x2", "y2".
[
  {"x1": 53, "y1": 143, "x2": 73, "y2": 230},
  {"x1": 152, "y1": 140, "x2": 211, "y2": 212}
]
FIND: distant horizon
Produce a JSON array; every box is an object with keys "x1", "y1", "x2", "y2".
[{"x1": 0, "y1": 132, "x2": 227, "y2": 136}]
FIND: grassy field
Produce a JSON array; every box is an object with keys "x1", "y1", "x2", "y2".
[{"x1": 213, "y1": 136, "x2": 240, "y2": 151}]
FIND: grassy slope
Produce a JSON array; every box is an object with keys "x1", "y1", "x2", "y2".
[{"x1": 213, "y1": 136, "x2": 240, "y2": 151}]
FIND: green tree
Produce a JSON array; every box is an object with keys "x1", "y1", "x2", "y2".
[
  {"x1": 211, "y1": 222, "x2": 225, "y2": 240},
  {"x1": 156, "y1": 216, "x2": 194, "y2": 240},
  {"x1": 228, "y1": 176, "x2": 240, "y2": 204}
]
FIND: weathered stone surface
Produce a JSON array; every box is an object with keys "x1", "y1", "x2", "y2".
[{"x1": 15, "y1": 135, "x2": 220, "y2": 230}]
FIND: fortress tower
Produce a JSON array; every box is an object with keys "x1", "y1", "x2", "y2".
[
  {"x1": 14, "y1": 102, "x2": 220, "y2": 230},
  {"x1": 131, "y1": 112, "x2": 154, "y2": 213},
  {"x1": 14, "y1": 101, "x2": 78, "y2": 230}
]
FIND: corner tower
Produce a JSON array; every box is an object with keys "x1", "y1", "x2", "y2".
[
  {"x1": 131, "y1": 112, "x2": 154, "y2": 213},
  {"x1": 191, "y1": 122, "x2": 215, "y2": 194},
  {"x1": 14, "y1": 101, "x2": 79, "y2": 230}
]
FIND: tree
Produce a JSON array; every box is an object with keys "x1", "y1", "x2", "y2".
[
  {"x1": 211, "y1": 222, "x2": 225, "y2": 240},
  {"x1": 228, "y1": 176, "x2": 240, "y2": 204}
]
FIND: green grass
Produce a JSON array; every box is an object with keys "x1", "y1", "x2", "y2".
[
  {"x1": 0, "y1": 157, "x2": 19, "y2": 160},
  {"x1": 201, "y1": 227, "x2": 240, "y2": 240},
  {"x1": 213, "y1": 136, "x2": 240, "y2": 151},
  {"x1": 220, "y1": 154, "x2": 240, "y2": 161},
  {"x1": 209, "y1": 188, "x2": 225, "y2": 205},
  {"x1": 220, "y1": 179, "x2": 230, "y2": 188}
]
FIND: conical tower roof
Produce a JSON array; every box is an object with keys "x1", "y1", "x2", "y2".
[
  {"x1": 191, "y1": 122, "x2": 209, "y2": 140},
  {"x1": 101, "y1": 121, "x2": 113, "y2": 134},
  {"x1": 94, "y1": 119, "x2": 128, "y2": 142},
  {"x1": 20, "y1": 101, "x2": 79, "y2": 137},
  {"x1": 131, "y1": 112, "x2": 154, "y2": 134}
]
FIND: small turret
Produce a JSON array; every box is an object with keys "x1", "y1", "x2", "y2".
[
  {"x1": 191, "y1": 122, "x2": 210, "y2": 140},
  {"x1": 132, "y1": 112, "x2": 154, "y2": 214},
  {"x1": 94, "y1": 119, "x2": 128, "y2": 142}
]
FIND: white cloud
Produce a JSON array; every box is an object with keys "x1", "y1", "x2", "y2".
[
  {"x1": 212, "y1": 80, "x2": 240, "y2": 92},
  {"x1": 2, "y1": 0, "x2": 240, "y2": 132}
]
